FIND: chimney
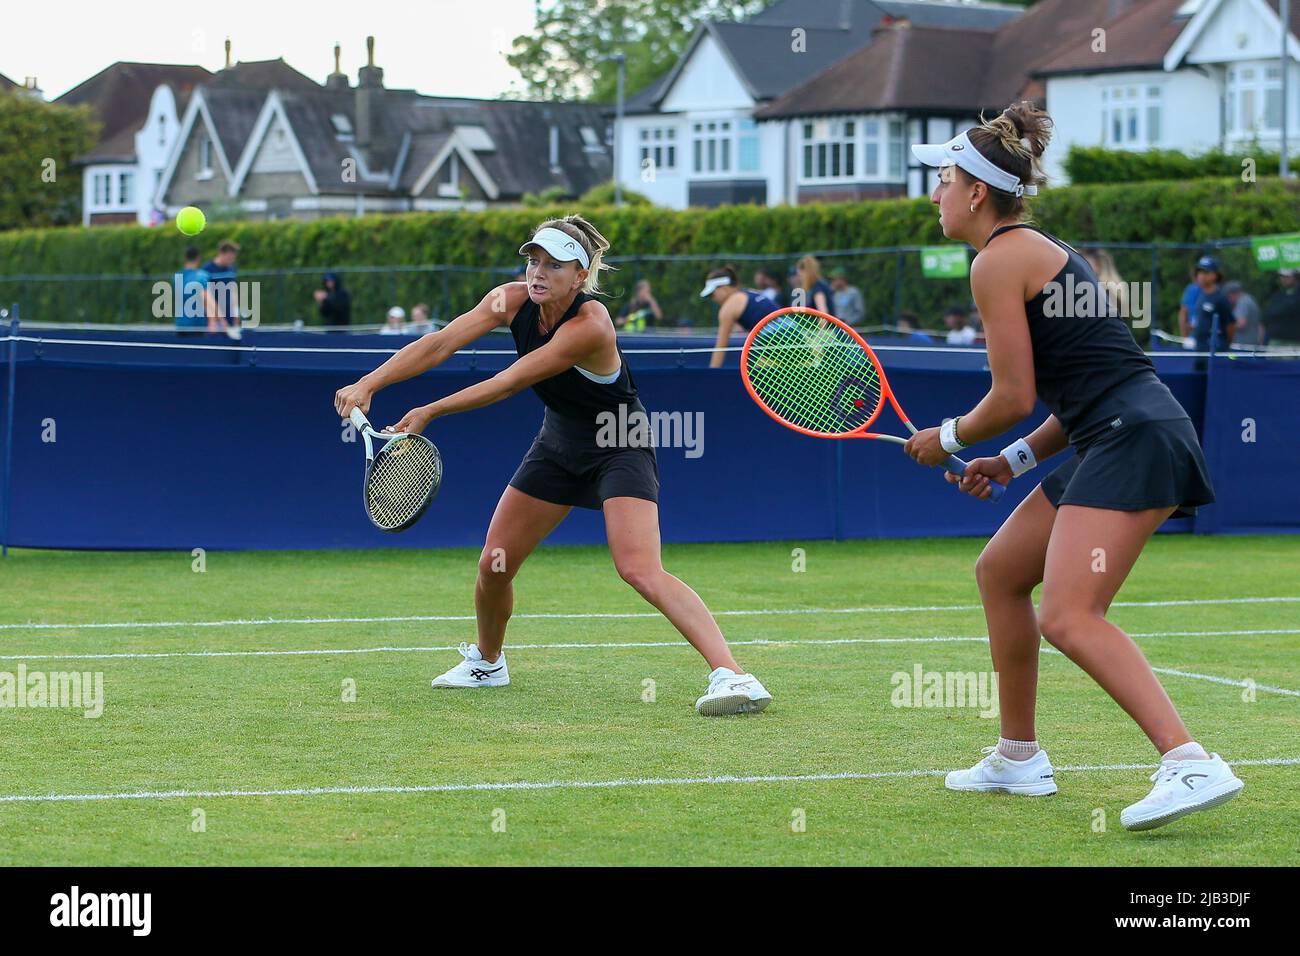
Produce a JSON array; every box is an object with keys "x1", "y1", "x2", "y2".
[
  {"x1": 326, "y1": 41, "x2": 349, "y2": 90},
  {"x1": 356, "y1": 36, "x2": 385, "y2": 149},
  {"x1": 224, "y1": 37, "x2": 232, "y2": 70},
  {"x1": 22, "y1": 76, "x2": 43, "y2": 98}
]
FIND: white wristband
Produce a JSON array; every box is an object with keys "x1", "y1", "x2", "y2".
[
  {"x1": 940, "y1": 418, "x2": 968, "y2": 454},
  {"x1": 1001, "y1": 438, "x2": 1037, "y2": 477}
]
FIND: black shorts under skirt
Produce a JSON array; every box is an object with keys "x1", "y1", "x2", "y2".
[
  {"x1": 1039, "y1": 417, "x2": 1215, "y2": 519},
  {"x1": 508, "y1": 411, "x2": 660, "y2": 510}
]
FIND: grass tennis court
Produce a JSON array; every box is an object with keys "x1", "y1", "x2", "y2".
[{"x1": 1, "y1": 535, "x2": 1296, "y2": 866}]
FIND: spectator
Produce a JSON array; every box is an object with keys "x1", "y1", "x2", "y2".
[
  {"x1": 313, "y1": 272, "x2": 352, "y2": 331},
  {"x1": 616, "y1": 279, "x2": 663, "y2": 331},
  {"x1": 173, "y1": 245, "x2": 215, "y2": 335},
  {"x1": 754, "y1": 267, "x2": 787, "y2": 307},
  {"x1": 943, "y1": 304, "x2": 977, "y2": 346},
  {"x1": 792, "y1": 255, "x2": 834, "y2": 316},
  {"x1": 1222, "y1": 281, "x2": 1263, "y2": 348},
  {"x1": 1189, "y1": 256, "x2": 1234, "y2": 352},
  {"x1": 410, "y1": 303, "x2": 433, "y2": 334},
  {"x1": 1262, "y1": 268, "x2": 1300, "y2": 346},
  {"x1": 896, "y1": 311, "x2": 934, "y2": 345},
  {"x1": 380, "y1": 305, "x2": 407, "y2": 335},
  {"x1": 830, "y1": 267, "x2": 865, "y2": 326},
  {"x1": 200, "y1": 239, "x2": 241, "y2": 331},
  {"x1": 1082, "y1": 247, "x2": 1129, "y2": 320},
  {"x1": 1177, "y1": 263, "x2": 1201, "y2": 339},
  {"x1": 701, "y1": 265, "x2": 780, "y2": 368}
]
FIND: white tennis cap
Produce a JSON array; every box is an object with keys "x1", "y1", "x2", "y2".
[
  {"x1": 387, "y1": 306, "x2": 406, "y2": 319},
  {"x1": 518, "y1": 227, "x2": 590, "y2": 269},
  {"x1": 910, "y1": 131, "x2": 1037, "y2": 197},
  {"x1": 699, "y1": 275, "x2": 732, "y2": 298}
]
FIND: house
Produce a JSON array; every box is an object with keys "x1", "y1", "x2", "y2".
[
  {"x1": 56, "y1": 61, "x2": 214, "y2": 225},
  {"x1": 153, "y1": 38, "x2": 612, "y2": 221},
  {"x1": 1038, "y1": 0, "x2": 1300, "y2": 182}
]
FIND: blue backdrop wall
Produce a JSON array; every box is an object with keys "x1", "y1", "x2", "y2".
[{"x1": 0, "y1": 331, "x2": 1294, "y2": 550}]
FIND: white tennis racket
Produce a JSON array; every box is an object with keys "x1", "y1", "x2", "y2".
[{"x1": 348, "y1": 407, "x2": 443, "y2": 532}]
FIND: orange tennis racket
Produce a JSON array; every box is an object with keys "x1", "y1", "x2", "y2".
[{"x1": 740, "y1": 307, "x2": 1004, "y2": 502}]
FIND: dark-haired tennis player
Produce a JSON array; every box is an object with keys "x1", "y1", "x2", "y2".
[
  {"x1": 702, "y1": 266, "x2": 781, "y2": 368},
  {"x1": 334, "y1": 215, "x2": 771, "y2": 716},
  {"x1": 904, "y1": 104, "x2": 1242, "y2": 830}
]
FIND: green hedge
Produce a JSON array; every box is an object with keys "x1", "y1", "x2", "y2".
[
  {"x1": 1065, "y1": 146, "x2": 1282, "y2": 184},
  {"x1": 1, "y1": 176, "x2": 1297, "y2": 334}
]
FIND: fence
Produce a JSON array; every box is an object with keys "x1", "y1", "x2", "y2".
[
  {"x1": 2, "y1": 311, "x2": 1296, "y2": 552},
  {"x1": 0, "y1": 236, "x2": 1268, "y2": 345}
]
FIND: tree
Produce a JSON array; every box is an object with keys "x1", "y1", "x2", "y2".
[
  {"x1": 0, "y1": 91, "x2": 98, "y2": 231},
  {"x1": 507, "y1": 0, "x2": 769, "y2": 102}
]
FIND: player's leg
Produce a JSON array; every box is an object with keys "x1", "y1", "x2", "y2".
[
  {"x1": 946, "y1": 485, "x2": 1059, "y2": 795},
  {"x1": 602, "y1": 496, "x2": 771, "y2": 714},
  {"x1": 431, "y1": 486, "x2": 568, "y2": 689},
  {"x1": 1038, "y1": 504, "x2": 1242, "y2": 829}
]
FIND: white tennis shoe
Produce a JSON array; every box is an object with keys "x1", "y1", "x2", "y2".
[
  {"x1": 430, "y1": 642, "x2": 510, "y2": 688},
  {"x1": 945, "y1": 746, "x2": 1058, "y2": 796},
  {"x1": 1121, "y1": 754, "x2": 1243, "y2": 831},
  {"x1": 695, "y1": 667, "x2": 772, "y2": 716}
]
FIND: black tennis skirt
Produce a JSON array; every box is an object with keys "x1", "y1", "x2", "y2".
[
  {"x1": 1040, "y1": 417, "x2": 1215, "y2": 518},
  {"x1": 509, "y1": 408, "x2": 660, "y2": 510}
]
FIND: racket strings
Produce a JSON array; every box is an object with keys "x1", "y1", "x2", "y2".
[
  {"x1": 367, "y1": 437, "x2": 441, "y2": 530},
  {"x1": 745, "y1": 312, "x2": 883, "y2": 436}
]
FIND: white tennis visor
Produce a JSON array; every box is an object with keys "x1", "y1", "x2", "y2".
[
  {"x1": 910, "y1": 131, "x2": 1037, "y2": 197},
  {"x1": 518, "y1": 227, "x2": 590, "y2": 269},
  {"x1": 699, "y1": 276, "x2": 732, "y2": 298}
]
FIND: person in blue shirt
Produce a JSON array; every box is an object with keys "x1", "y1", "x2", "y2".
[
  {"x1": 896, "y1": 311, "x2": 935, "y2": 344},
  {"x1": 173, "y1": 245, "x2": 214, "y2": 335},
  {"x1": 701, "y1": 266, "x2": 780, "y2": 368},
  {"x1": 1189, "y1": 256, "x2": 1234, "y2": 352}
]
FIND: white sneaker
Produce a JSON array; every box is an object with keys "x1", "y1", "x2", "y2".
[
  {"x1": 945, "y1": 746, "x2": 1058, "y2": 796},
  {"x1": 695, "y1": 667, "x2": 772, "y2": 716},
  {"x1": 430, "y1": 642, "x2": 510, "y2": 689},
  {"x1": 1121, "y1": 753, "x2": 1243, "y2": 831}
]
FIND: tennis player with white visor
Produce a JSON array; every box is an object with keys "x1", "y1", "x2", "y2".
[
  {"x1": 333, "y1": 215, "x2": 772, "y2": 717},
  {"x1": 902, "y1": 103, "x2": 1241, "y2": 831}
]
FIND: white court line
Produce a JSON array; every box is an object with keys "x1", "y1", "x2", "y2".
[
  {"x1": 1039, "y1": 648, "x2": 1300, "y2": 698},
  {"x1": 3, "y1": 595, "x2": 1297, "y2": 633},
  {"x1": 0, "y1": 628, "x2": 1295, "y2": 663},
  {"x1": 1, "y1": 757, "x2": 1296, "y2": 805}
]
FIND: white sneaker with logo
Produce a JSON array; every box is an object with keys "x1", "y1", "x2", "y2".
[
  {"x1": 945, "y1": 746, "x2": 1058, "y2": 796},
  {"x1": 694, "y1": 667, "x2": 772, "y2": 716},
  {"x1": 1121, "y1": 754, "x2": 1243, "y2": 831},
  {"x1": 430, "y1": 642, "x2": 510, "y2": 689}
]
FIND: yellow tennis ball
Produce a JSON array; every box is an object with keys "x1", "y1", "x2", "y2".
[{"x1": 176, "y1": 206, "x2": 206, "y2": 237}]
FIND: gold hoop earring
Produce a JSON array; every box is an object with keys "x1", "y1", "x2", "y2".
[{"x1": 969, "y1": 204, "x2": 976, "y2": 214}]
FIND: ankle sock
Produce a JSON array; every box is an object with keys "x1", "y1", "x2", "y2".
[
  {"x1": 997, "y1": 737, "x2": 1039, "y2": 761},
  {"x1": 1163, "y1": 741, "x2": 1210, "y2": 762}
]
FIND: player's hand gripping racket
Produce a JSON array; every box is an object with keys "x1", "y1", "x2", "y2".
[
  {"x1": 347, "y1": 407, "x2": 444, "y2": 531},
  {"x1": 740, "y1": 307, "x2": 1004, "y2": 502}
]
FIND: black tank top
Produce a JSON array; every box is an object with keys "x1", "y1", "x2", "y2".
[
  {"x1": 508, "y1": 290, "x2": 643, "y2": 429},
  {"x1": 986, "y1": 224, "x2": 1188, "y2": 448}
]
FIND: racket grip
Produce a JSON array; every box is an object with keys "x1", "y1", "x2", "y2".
[
  {"x1": 349, "y1": 407, "x2": 370, "y2": 431},
  {"x1": 941, "y1": 455, "x2": 1006, "y2": 502}
]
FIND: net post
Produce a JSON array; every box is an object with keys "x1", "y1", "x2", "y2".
[{"x1": 2, "y1": 306, "x2": 19, "y2": 557}]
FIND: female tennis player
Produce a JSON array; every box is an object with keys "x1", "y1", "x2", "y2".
[
  {"x1": 904, "y1": 103, "x2": 1242, "y2": 830},
  {"x1": 333, "y1": 215, "x2": 771, "y2": 716},
  {"x1": 703, "y1": 266, "x2": 780, "y2": 368}
]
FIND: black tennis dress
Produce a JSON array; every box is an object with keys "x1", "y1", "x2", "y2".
[
  {"x1": 987, "y1": 224, "x2": 1214, "y2": 516},
  {"x1": 506, "y1": 291, "x2": 659, "y2": 509}
]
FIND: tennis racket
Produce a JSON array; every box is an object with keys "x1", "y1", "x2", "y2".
[
  {"x1": 740, "y1": 307, "x2": 1004, "y2": 502},
  {"x1": 348, "y1": 407, "x2": 444, "y2": 531}
]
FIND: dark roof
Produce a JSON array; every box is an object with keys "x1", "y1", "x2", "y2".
[
  {"x1": 982, "y1": 0, "x2": 1146, "y2": 106},
  {"x1": 1263, "y1": 0, "x2": 1300, "y2": 40},
  {"x1": 751, "y1": 0, "x2": 1021, "y2": 32},
  {"x1": 1032, "y1": 0, "x2": 1190, "y2": 77},
  {"x1": 623, "y1": 70, "x2": 673, "y2": 115},
  {"x1": 55, "y1": 62, "x2": 213, "y2": 162},
  {"x1": 200, "y1": 87, "x2": 273, "y2": 171},
  {"x1": 209, "y1": 58, "x2": 320, "y2": 91},
  {"x1": 0, "y1": 72, "x2": 18, "y2": 90},
  {"x1": 756, "y1": 24, "x2": 996, "y2": 118}
]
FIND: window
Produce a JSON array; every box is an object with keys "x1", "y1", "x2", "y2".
[
  {"x1": 1102, "y1": 84, "x2": 1162, "y2": 146},
  {"x1": 198, "y1": 136, "x2": 212, "y2": 172},
  {"x1": 1226, "y1": 64, "x2": 1285, "y2": 136},
  {"x1": 93, "y1": 173, "x2": 108, "y2": 205},
  {"x1": 157, "y1": 115, "x2": 166, "y2": 147},
  {"x1": 639, "y1": 126, "x2": 677, "y2": 173},
  {"x1": 862, "y1": 119, "x2": 881, "y2": 176},
  {"x1": 800, "y1": 119, "x2": 855, "y2": 181},
  {"x1": 737, "y1": 119, "x2": 760, "y2": 173},
  {"x1": 118, "y1": 172, "x2": 133, "y2": 206},
  {"x1": 888, "y1": 120, "x2": 904, "y2": 178},
  {"x1": 692, "y1": 120, "x2": 732, "y2": 174}
]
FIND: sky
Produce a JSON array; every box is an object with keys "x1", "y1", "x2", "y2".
[{"x1": 0, "y1": 0, "x2": 537, "y2": 100}]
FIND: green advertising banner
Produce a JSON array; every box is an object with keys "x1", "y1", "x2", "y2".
[
  {"x1": 1251, "y1": 232, "x2": 1300, "y2": 271},
  {"x1": 919, "y1": 246, "x2": 969, "y2": 279}
]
